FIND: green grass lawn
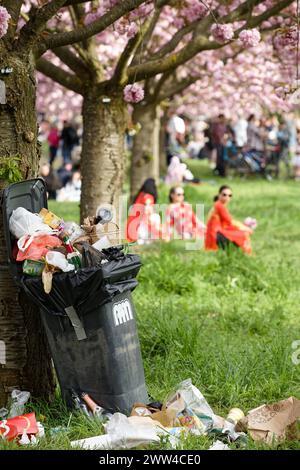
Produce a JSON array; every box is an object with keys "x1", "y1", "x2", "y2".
[{"x1": 2, "y1": 161, "x2": 300, "y2": 450}]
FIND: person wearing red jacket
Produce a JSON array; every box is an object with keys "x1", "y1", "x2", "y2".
[{"x1": 205, "y1": 185, "x2": 252, "y2": 254}]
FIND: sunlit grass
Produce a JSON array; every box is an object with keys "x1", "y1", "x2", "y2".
[{"x1": 2, "y1": 162, "x2": 300, "y2": 450}]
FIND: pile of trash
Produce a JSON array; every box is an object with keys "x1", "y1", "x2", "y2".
[
  {"x1": 0, "y1": 390, "x2": 44, "y2": 445},
  {"x1": 70, "y1": 379, "x2": 300, "y2": 450},
  {"x1": 9, "y1": 206, "x2": 120, "y2": 293},
  {"x1": 2, "y1": 380, "x2": 300, "y2": 449}
]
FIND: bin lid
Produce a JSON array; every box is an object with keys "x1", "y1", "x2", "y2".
[{"x1": 2, "y1": 178, "x2": 48, "y2": 280}]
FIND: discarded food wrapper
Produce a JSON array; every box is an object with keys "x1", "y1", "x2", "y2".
[
  {"x1": 17, "y1": 235, "x2": 62, "y2": 261},
  {"x1": 9, "y1": 207, "x2": 53, "y2": 240},
  {"x1": 45, "y1": 251, "x2": 75, "y2": 273},
  {"x1": 96, "y1": 222, "x2": 120, "y2": 247},
  {"x1": 131, "y1": 403, "x2": 157, "y2": 418},
  {"x1": 226, "y1": 408, "x2": 244, "y2": 425},
  {"x1": 23, "y1": 259, "x2": 45, "y2": 276},
  {"x1": 39, "y1": 208, "x2": 63, "y2": 230},
  {"x1": 42, "y1": 264, "x2": 57, "y2": 294},
  {"x1": 236, "y1": 396, "x2": 300, "y2": 444},
  {"x1": 0, "y1": 412, "x2": 38, "y2": 439},
  {"x1": 63, "y1": 221, "x2": 85, "y2": 243},
  {"x1": 93, "y1": 236, "x2": 112, "y2": 251},
  {"x1": 165, "y1": 378, "x2": 218, "y2": 433}
]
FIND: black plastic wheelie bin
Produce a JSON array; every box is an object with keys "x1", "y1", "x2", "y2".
[{"x1": 2, "y1": 178, "x2": 148, "y2": 413}]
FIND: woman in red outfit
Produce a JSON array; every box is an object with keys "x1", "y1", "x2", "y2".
[
  {"x1": 165, "y1": 186, "x2": 205, "y2": 241},
  {"x1": 205, "y1": 185, "x2": 252, "y2": 253},
  {"x1": 126, "y1": 178, "x2": 160, "y2": 243}
]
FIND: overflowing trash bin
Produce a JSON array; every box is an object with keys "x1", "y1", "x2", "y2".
[{"x1": 2, "y1": 178, "x2": 148, "y2": 414}]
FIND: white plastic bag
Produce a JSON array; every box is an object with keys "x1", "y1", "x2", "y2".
[
  {"x1": 71, "y1": 413, "x2": 161, "y2": 450},
  {"x1": 9, "y1": 389, "x2": 31, "y2": 418},
  {"x1": 9, "y1": 208, "x2": 53, "y2": 239},
  {"x1": 45, "y1": 251, "x2": 75, "y2": 272}
]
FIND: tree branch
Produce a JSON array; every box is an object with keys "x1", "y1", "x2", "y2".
[
  {"x1": 247, "y1": 0, "x2": 295, "y2": 28},
  {"x1": 1, "y1": 0, "x2": 23, "y2": 45},
  {"x1": 52, "y1": 46, "x2": 90, "y2": 79},
  {"x1": 131, "y1": 7, "x2": 162, "y2": 64},
  {"x1": 157, "y1": 74, "x2": 204, "y2": 102},
  {"x1": 63, "y1": 0, "x2": 89, "y2": 5},
  {"x1": 149, "y1": 19, "x2": 199, "y2": 62},
  {"x1": 17, "y1": 0, "x2": 68, "y2": 51},
  {"x1": 128, "y1": 0, "x2": 294, "y2": 82},
  {"x1": 38, "y1": 0, "x2": 153, "y2": 53},
  {"x1": 112, "y1": 11, "x2": 161, "y2": 86},
  {"x1": 151, "y1": 71, "x2": 173, "y2": 101},
  {"x1": 36, "y1": 57, "x2": 84, "y2": 94}
]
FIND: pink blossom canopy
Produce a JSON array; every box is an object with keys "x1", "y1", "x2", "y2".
[{"x1": 0, "y1": 6, "x2": 11, "y2": 39}]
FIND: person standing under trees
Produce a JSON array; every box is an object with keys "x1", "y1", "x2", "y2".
[
  {"x1": 47, "y1": 124, "x2": 60, "y2": 166},
  {"x1": 61, "y1": 121, "x2": 79, "y2": 164},
  {"x1": 211, "y1": 114, "x2": 228, "y2": 177},
  {"x1": 246, "y1": 114, "x2": 265, "y2": 154},
  {"x1": 40, "y1": 163, "x2": 61, "y2": 200},
  {"x1": 205, "y1": 185, "x2": 253, "y2": 254}
]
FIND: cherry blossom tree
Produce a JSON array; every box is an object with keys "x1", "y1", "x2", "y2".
[
  {"x1": 0, "y1": 0, "x2": 149, "y2": 406},
  {"x1": 129, "y1": 1, "x2": 298, "y2": 198},
  {"x1": 36, "y1": 1, "x2": 296, "y2": 214}
]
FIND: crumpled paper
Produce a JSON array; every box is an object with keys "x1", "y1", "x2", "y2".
[{"x1": 237, "y1": 396, "x2": 300, "y2": 444}]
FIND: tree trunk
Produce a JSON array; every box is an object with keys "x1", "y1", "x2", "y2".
[
  {"x1": 0, "y1": 51, "x2": 55, "y2": 407},
  {"x1": 80, "y1": 90, "x2": 127, "y2": 222},
  {"x1": 130, "y1": 102, "x2": 160, "y2": 202},
  {"x1": 159, "y1": 110, "x2": 168, "y2": 177}
]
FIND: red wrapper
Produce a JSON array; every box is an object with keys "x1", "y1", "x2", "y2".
[{"x1": 0, "y1": 412, "x2": 38, "y2": 441}]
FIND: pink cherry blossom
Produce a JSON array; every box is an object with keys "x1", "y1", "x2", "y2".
[
  {"x1": 239, "y1": 29, "x2": 261, "y2": 47},
  {"x1": 182, "y1": 3, "x2": 207, "y2": 23},
  {"x1": 127, "y1": 22, "x2": 138, "y2": 38},
  {"x1": 0, "y1": 6, "x2": 11, "y2": 39},
  {"x1": 244, "y1": 217, "x2": 257, "y2": 230},
  {"x1": 277, "y1": 26, "x2": 298, "y2": 48},
  {"x1": 211, "y1": 24, "x2": 234, "y2": 43},
  {"x1": 123, "y1": 83, "x2": 144, "y2": 103}
]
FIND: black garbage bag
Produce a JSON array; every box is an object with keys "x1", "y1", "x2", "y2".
[
  {"x1": 21, "y1": 253, "x2": 142, "y2": 317},
  {"x1": 80, "y1": 242, "x2": 107, "y2": 268}
]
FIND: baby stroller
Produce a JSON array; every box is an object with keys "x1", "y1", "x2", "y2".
[{"x1": 228, "y1": 149, "x2": 267, "y2": 178}]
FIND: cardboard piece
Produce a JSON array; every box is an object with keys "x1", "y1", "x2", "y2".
[{"x1": 237, "y1": 396, "x2": 300, "y2": 444}]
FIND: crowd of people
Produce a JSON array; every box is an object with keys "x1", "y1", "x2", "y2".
[
  {"x1": 126, "y1": 178, "x2": 254, "y2": 254},
  {"x1": 39, "y1": 119, "x2": 82, "y2": 202},
  {"x1": 164, "y1": 110, "x2": 300, "y2": 180}
]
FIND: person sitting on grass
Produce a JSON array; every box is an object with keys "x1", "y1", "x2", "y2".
[
  {"x1": 164, "y1": 186, "x2": 205, "y2": 241},
  {"x1": 205, "y1": 185, "x2": 253, "y2": 254},
  {"x1": 126, "y1": 178, "x2": 161, "y2": 244}
]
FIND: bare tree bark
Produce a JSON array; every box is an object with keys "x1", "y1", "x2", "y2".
[
  {"x1": 130, "y1": 102, "x2": 160, "y2": 202},
  {"x1": 80, "y1": 90, "x2": 127, "y2": 221},
  {"x1": 0, "y1": 51, "x2": 55, "y2": 407}
]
